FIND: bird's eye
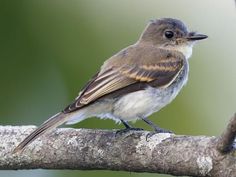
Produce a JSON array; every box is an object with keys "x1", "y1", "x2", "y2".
[{"x1": 164, "y1": 31, "x2": 174, "y2": 39}]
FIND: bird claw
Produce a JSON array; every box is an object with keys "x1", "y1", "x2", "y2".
[{"x1": 115, "y1": 128, "x2": 144, "y2": 136}]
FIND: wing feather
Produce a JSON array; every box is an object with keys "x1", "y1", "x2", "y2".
[{"x1": 63, "y1": 55, "x2": 184, "y2": 113}]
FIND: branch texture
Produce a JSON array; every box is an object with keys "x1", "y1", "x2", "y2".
[{"x1": 0, "y1": 120, "x2": 236, "y2": 176}]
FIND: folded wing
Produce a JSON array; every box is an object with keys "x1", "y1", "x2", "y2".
[{"x1": 63, "y1": 54, "x2": 184, "y2": 113}]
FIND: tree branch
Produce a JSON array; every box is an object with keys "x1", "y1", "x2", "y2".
[
  {"x1": 216, "y1": 113, "x2": 236, "y2": 153},
  {"x1": 0, "y1": 115, "x2": 236, "y2": 176}
]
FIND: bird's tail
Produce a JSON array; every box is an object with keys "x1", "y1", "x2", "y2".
[{"x1": 13, "y1": 112, "x2": 68, "y2": 153}]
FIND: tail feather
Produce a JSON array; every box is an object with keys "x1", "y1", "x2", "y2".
[{"x1": 13, "y1": 112, "x2": 68, "y2": 153}]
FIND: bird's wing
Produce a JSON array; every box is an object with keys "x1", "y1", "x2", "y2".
[{"x1": 63, "y1": 55, "x2": 184, "y2": 113}]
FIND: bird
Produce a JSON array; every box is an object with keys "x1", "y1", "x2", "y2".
[{"x1": 13, "y1": 18, "x2": 207, "y2": 153}]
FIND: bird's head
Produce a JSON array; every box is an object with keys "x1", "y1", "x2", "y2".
[{"x1": 139, "y1": 18, "x2": 208, "y2": 59}]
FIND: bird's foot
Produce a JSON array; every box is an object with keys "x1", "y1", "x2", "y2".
[
  {"x1": 115, "y1": 127, "x2": 144, "y2": 136},
  {"x1": 146, "y1": 127, "x2": 173, "y2": 141}
]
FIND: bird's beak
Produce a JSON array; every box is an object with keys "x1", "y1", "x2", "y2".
[{"x1": 187, "y1": 32, "x2": 208, "y2": 41}]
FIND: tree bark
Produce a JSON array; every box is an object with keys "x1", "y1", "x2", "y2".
[{"x1": 1, "y1": 115, "x2": 236, "y2": 176}]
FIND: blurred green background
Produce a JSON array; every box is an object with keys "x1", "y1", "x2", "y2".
[{"x1": 0, "y1": 0, "x2": 236, "y2": 177}]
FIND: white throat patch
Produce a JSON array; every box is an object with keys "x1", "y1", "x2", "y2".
[
  {"x1": 175, "y1": 45, "x2": 193, "y2": 59},
  {"x1": 160, "y1": 44, "x2": 193, "y2": 59}
]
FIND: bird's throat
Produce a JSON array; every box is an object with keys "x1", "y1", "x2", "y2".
[
  {"x1": 160, "y1": 45, "x2": 193, "y2": 59},
  {"x1": 175, "y1": 45, "x2": 193, "y2": 59}
]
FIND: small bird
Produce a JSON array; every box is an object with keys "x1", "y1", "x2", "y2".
[{"x1": 13, "y1": 18, "x2": 207, "y2": 153}]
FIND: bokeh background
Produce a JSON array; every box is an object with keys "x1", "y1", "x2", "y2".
[{"x1": 1, "y1": 0, "x2": 236, "y2": 177}]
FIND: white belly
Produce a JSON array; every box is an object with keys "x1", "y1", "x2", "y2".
[
  {"x1": 66, "y1": 85, "x2": 184, "y2": 125},
  {"x1": 112, "y1": 85, "x2": 182, "y2": 121}
]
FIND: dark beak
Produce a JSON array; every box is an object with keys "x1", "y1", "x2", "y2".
[{"x1": 187, "y1": 33, "x2": 208, "y2": 41}]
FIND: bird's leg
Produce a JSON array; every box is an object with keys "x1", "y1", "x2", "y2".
[
  {"x1": 116, "y1": 119, "x2": 143, "y2": 135},
  {"x1": 141, "y1": 118, "x2": 172, "y2": 133},
  {"x1": 121, "y1": 119, "x2": 133, "y2": 129},
  {"x1": 141, "y1": 117, "x2": 173, "y2": 140}
]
